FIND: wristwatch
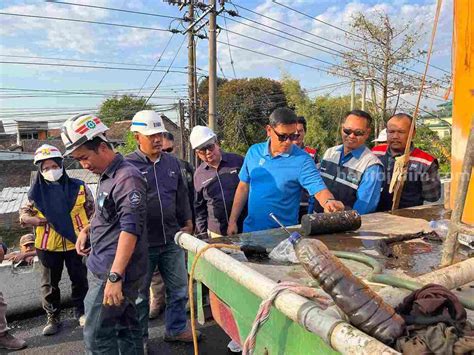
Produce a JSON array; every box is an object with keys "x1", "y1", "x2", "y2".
[{"x1": 108, "y1": 272, "x2": 123, "y2": 283}]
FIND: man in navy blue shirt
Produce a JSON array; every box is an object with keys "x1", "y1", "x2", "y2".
[
  {"x1": 227, "y1": 108, "x2": 344, "y2": 234},
  {"x1": 61, "y1": 114, "x2": 147, "y2": 354},
  {"x1": 125, "y1": 110, "x2": 195, "y2": 349}
]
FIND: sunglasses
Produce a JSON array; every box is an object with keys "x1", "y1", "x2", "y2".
[
  {"x1": 197, "y1": 143, "x2": 216, "y2": 153},
  {"x1": 271, "y1": 126, "x2": 300, "y2": 142},
  {"x1": 162, "y1": 147, "x2": 174, "y2": 153},
  {"x1": 342, "y1": 128, "x2": 366, "y2": 137}
]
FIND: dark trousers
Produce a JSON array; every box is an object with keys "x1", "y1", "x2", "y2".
[
  {"x1": 136, "y1": 242, "x2": 188, "y2": 339},
  {"x1": 84, "y1": 274, "x2": 143, "y2": 355},
  {"x1": 36, "y1": 249, "x2": 89, "y2": 317}
]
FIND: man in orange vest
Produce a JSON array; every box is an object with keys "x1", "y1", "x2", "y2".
[
  {"x1": 20, "y1": 144, "x2": 94, "y2": 335},
  {"x1": 372, "y1": 113, "x2": 441, "y2": 211}
]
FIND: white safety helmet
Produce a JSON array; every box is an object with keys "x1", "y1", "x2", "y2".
[
  {"x1": 61, "y1": 113, "x2": 109, "y2": 155},
  {"x1": 190, "y1": 125, "x2": 217, "y2": 149},
  {"x1": 34, "y1": 144, "x2": 63, "y2": 165},
  {"x1": 372, "y1": 128, "x2": 387, "y2": 143},
  {"x1": 130, "y1": 110, "x2": 167, "y2": 136}
]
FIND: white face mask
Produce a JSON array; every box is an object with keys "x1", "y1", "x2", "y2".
[{"x1": 41, "y1": 167, "x2": 63, "y2": 182}]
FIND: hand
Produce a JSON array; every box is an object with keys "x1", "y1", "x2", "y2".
[
  {"x1": 24, "y1": 216, "x2": 47, "y2": 227},
  {"x1": 226, "y1": 221, "x2": 238, "y2": 236},
  {"x1": 7, "y1": 252, "x2": 26, "y2": 263},
  {"x1": 103, "y1": 280, "x2": 124, "y2": 307},
  {"x1": 76, "y1": 226, "x2": 91, "y2": 256},
  {"x1": 324, "y1": 200, "x2": 345, "y2": 213},
  {"x1": 180, "y1": 220, "x2": 193, "y2": 234}
]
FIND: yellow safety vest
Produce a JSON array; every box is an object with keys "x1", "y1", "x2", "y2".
[{"x1": 34, "y1": 184, "x2": 89, "y2": 252}]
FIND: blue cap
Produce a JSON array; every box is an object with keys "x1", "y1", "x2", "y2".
[{"x1": 288, "y1": 232, "x2": 302, "y2": 245}]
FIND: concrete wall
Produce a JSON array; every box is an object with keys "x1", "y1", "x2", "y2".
[{"x1": 1, "y1": 258, "x2": 75, "y2": 317}]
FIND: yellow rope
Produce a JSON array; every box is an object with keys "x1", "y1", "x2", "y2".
[
  {"x1": 391, "y1": 0, "x2": 444, "y2": 210},
  {"x1": 188, "y1": 243, "x2": 242, "y2": 355}
]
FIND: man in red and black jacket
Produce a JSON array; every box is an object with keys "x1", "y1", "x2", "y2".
[{"x1": 372, "y1": 113, "x2": 441, "y2": 211}]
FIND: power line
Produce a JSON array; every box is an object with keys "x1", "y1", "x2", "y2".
[
  {"x1": 137, "y1": 33, "x2": 176, "y2": 96},
  {"x1": 0, "y1": 12, "x2": 176, "y2": 33},
  {"x1": 145, "y1": 36, "x2": 187, "y2": 106},
  {"x1": 0, "y1": 61, "x2": 194, "y2": 75},
  {"x1": 227, "y1": 3, "x2": 447, "y2": 83},
  {"x1": 222, "y1": 12, "x2": 237, "y2": 78},
  {"x1": 272, "y1": 0, "x2": 451, "y2": 75},
  {"x1": 46, "y1": 0, "x2": 182, "y2": 20},
  {"x1": 0, "y1": 54, "x2": 190, "y2": 70}
]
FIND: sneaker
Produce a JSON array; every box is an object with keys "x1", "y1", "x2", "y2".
[
  {"x1": 163, "y1": 329, "x2": 202, "y2": 343},
  {"x1": 149, "y1": 304, "x2": 165, "y2": 320},
  {"x1": 227, "y1": 340, "x2": 242, "y2": 353},
  {"x1": 0, "y1": 332, "x2": 27, "y2": 350},
  {"x1": 43, "y1": 314, "x2": 61, "y2": 336}
]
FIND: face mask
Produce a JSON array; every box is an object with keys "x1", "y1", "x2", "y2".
[{"x1": 41, "y1": 168, "x2": 63, "y2": 182}]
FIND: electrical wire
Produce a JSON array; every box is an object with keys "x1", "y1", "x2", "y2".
[
  {"x1": 222, "y1": 12, "x2": 237, "y2": 78},
  {"x1": 137, "y1": 33, "x2": 177, "y2": 96},
  {"x1": 144, "y1": 36, "x2": 187, "y2": 106},
  {"x1": 272, "y1": 0, "x2": 451, "y2": 75},
  {"x1": 0, "y1": 61, "x2": 192, "y2": 75},
  {"x1": 46, "y1": 0, "x2": 182, "y2": 20},
  {"x1": 0, "y1": 12, "x2": 175, "y2": 32}
]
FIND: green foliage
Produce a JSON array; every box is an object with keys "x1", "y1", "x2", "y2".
[
  {"x1": 115, "y1": 131, "x2": 137, "y2": 156},
  {"x1": 197, "y1": 77, "x2": 286, "y2": 155},
  {"x1": 281, "y1": 75, "x2": 366, "y2": 153},
  {"x1": 98, "y1": 95, "x2": 153, "y2": 126},
  {"x1": 414, "y1": 125, "x2": 451, "y2": 173}
]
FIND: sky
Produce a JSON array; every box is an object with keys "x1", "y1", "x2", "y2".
[{"x1": 0, "y1": 0, "x2": 453, "y2": 133}]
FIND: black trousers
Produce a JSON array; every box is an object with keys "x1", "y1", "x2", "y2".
[{"x1": 36, "y1": 249, "x2": 89, "y2": 317}]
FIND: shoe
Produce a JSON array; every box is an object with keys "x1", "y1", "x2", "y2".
[
  {"x1": 227, "y1": 340, "x2": 242, "y2": 353},
  {"x1": 149, "y1": 304, "x2": 165, "y2": 320},
  {"x1": 43, "y1": 314, "x2": 61, "y2": 336},
  {"x1": 79, "y1": 315, "x2": 86, "y2": 327},
  {"x1": 0, "y1": 332, "x2": 27, "y2": 350},
  {"x1": 164, "y1": 328, "x2": 202, "y2": 343}
]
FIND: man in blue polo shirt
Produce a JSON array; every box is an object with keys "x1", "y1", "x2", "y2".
[{"x1": 227, "y1": 107, "x2": 344, "y2": 234}]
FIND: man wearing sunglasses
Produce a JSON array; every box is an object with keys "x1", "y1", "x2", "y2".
[
  {"x1": 227, "y1": 107, "x2": 344, "y2": 234},
  {"x1": 314, "y1": 110, "x2": 383, "y2": 215},
  {"x1": 191, "y1": 126, "x2": 245, "y2": 239}
]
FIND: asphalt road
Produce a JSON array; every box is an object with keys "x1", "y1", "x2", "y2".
[{"x1": 2, "y1": 308, "x2": 232, "y2": 354}]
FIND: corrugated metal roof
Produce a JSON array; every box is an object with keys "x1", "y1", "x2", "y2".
[
  {"x1": 0, "y1": 186, "x2": 30, "y2": 214},
  {"x1": 0, "y1": 182, "x2": 98, "y2": 215}
]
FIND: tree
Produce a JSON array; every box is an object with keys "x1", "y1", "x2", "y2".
[
  {"x1": 197, "y1": 77, "x2": 287, "y2": 155},
  {"x1": 333, "y1": 11, "x2": 445, "y2": 134},
  {"x1": 218, "y1": 78, "x2": 287, "y2": 154},
  {"x1": 414, "y1": 125, "x2": 451, "y2": 174},
  {"x1": 98, "y1": 95, "x2": 153, "y2": 126}
]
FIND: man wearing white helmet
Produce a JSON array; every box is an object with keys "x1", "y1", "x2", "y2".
[
  {"x1": 125, "y1": 110, "x2": 194, "y2": 347},
  {"x1": 19, "y1": 144, "x2": 93, "y2": 335},
  {"x1": 372, "y1": 128, "x2": 387, "y2": 146},
  {"x1": 191, "y1": 125, "x2": 245, "y2": 238},
  {"x1": 61, "y1": 114, "x2": 148, "y2": 354}
]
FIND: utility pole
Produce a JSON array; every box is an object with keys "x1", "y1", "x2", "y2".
[
  {"x1": 187, "y1": 0, "x2": 196, "y2": 165},
  {"x1": 350, "y1": 80, "x2": 356, "y2": 110},
  {"x1": 178, "y1": 99, "x2": 186, "y2": 160},
  {"x1": 208, "y1": 0, "x2": 217, "y2": 130}
]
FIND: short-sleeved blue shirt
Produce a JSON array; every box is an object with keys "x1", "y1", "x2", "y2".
[{"x1": 239, "y1": 141, "x2": 327, "y2": 232}]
